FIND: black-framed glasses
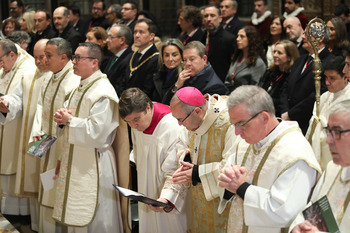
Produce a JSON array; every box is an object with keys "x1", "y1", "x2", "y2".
[
  {"x1": 178, "y1": 108, "x2": 195, "y2": 123},
  {"x1": 107, "y1": 35, "x2": 121, "y2": 40},
  {"x1": 324, "y1": 126, "x2": 350, "y2": 140},
  {"x1": 72, "y1": 55, "x2": 96, "y2": 62},
  {"x1": 232, "y1": 111, "x2": 262, "y2": 131}
]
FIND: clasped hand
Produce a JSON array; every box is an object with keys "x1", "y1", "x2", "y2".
[
  {"x1": 171, "y1": 161, "x2": 194, "y2": 184},
  {"x1": 218, "y1": 164, "x2": 247, "y2": 193},
  {"x1": 53, "y1": 108, "x2": 72, "y2": 125}
]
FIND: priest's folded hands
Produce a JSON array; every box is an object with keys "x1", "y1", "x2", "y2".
[
  {"x1": 218, "y1": 164, "x2": 247, "y2": 193},
  {"x1": 53, "y1": 108, "x2": 72, "y2": 125}
]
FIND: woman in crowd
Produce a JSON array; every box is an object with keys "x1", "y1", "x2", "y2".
[
  {"x1": 258, "y1": 40, "x2": 300, "y2": 116},
  {"x1": 153, "y1": 38, "x2": 184, "y2": 105},
  {"x1": 20, "y1": 11, "x2": 36, "y2": 54},
  {"x1": 85, "y1": 26, "x2": 113, "y2": 71},
  {"x1": 264, "y1": 16, "x2": 286, "y2": 67},
  {"x1": 224, "y1": 25, "x2": 267, "y2": 93},
  {"x1": 326, "y1": 17, "x2": 350, "y2": 56},
  {"x1": 1, "y1": 18, "x2": 19, "y2": 38}
]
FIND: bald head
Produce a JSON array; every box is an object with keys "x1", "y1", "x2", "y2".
[
  {"x1": 34, "y1": 39, "x2": 49, "y2": 71},
  {"x1": 53, "y1": 6, "x2": 70, "y2": 33},
  {"x1": 283, "y1": 16, "x2": 303, "y2": 41}
]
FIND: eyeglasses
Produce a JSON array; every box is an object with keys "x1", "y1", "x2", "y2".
[
  {"x1": 324, "y1": 126, "x2": 350, "y2": 140},
  {"x1": 178, "y1": 108, "x2": 195, "y2": 123},
  {"x1": 232, "y1": 112, "x2": 262, "y2": 131},
  {"x1": 107, "y1": 35, "x2": 121, "y2": 40},
  {"x1": 0, "y1": 53, "x2": 9, "y2": 60},
  {"x1": 122, "y1": 7, "x2": 133, "y2": 11},
  {"x1": 72, "y1": 55, "x2": 96, "y2": 62}
]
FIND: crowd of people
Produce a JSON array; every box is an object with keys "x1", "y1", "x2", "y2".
[{"x1": 0, "y1": 0, "x2": 350, "y2": 232}]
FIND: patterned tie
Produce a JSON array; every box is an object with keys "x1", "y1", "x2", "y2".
[{"x1": 133, "y1": 52, "x2": 142, "y2": 66}]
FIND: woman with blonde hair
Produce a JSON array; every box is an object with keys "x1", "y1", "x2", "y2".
[
  {"x1": 85, "y1": 26, "x2": 113, "y2": 71},
  {"x1": 258, "y1": 39, "x2": 300, "y2": 116},
  {"x1": 153, "y1": 38, "x2": 184, "y2": 104},
  {"x1": 20, "y1": 10, "x2": 36, "y2": 54}
]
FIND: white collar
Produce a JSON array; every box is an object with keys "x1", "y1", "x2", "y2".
[
  {"x1": 138, "y1": 44, "x2": 153, "y2": 56},
  {"x1": 283, "y1": 7, "x2": 305, "y2": 18},
  {"x1": 251, "y1": 11, "x2": 271, "y2": 25},
  {"x1": 341, "y1": 166, "x2": 350, "y2": 182},
  {"x1": 188, "y1": 28, "x2": 199, "y2": 37}
]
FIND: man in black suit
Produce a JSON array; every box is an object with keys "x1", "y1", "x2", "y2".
[
  {"x1": 32, "y1": 10, "x2": 56, "y2": 47},
  {"x1": 177, "y1": 5, "x2": 205, "y2": 45},
  {"x1": 220, "y1": 0, "x2": 244, "y2": 36},
  {"x1": 69, "y1": 5, "x2": 84, "y2": 38},
  {"x1": 201, "y1": 5, "x2": 235, "y2": 82},
  {"x1": 280, "y1": 30, "x2": 334, "y2": 135},
  {"x1": 53, "y1": 6, "x2": 82, "y2": 52},
  {"x1": 104, "y1": 25, "x2": 133, "y2": 97},
  {"x1": 81, "y1": 0, "x2": 109, "y2": 36},
  {"x1": 283, "y1": 16, "x2": 307, "y2": 55},
  {"x1": 125, "y1": 18, "x2": 159, "y2": 99},
  {"x1": 121, "y1": 1, "x2": 138, "y2": 34}
]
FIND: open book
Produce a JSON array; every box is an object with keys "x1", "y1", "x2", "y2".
[
  {"x1": 27, "y1": 134, "x2": 57, "y2": 158},
  {"x1": 303, "y1": 195, "x2": 340, "y2": 233},
  {"x1": 113, "y1": 184, "x2": 173, "y2": 211}
]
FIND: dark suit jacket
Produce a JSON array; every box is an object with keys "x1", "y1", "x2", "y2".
[
  {"x1": 153, "y1": 68, "x2": 180, "y2": 105},
  {"x1": 202, "y1": 27, "x2": 235, "y2": 82},
  {"x1": 279, "y1": 48, "x2": 334, "y2": 134},
  {"x1": 125, "y1": 45, "x2": 159, "y2": 98},
  {"x1": 57, "y1": 22, "x2": 82, "y2": 52},
  {"x1": 33, "y1": 26, "x2": 56, "y2": 46},
  {"x1": 162, "y1": 64, "x2": 227, "y2": 102},
  {"x1": 73, "y1": 18, "x2": 85, "y2": 39},
  {"x1": 82, "y1": 16, "x2": 109, "y2": 36},
  {"x1": 104, "y1": 47, "x2": 133, "y2": 97},
  {"x1": 180, "y1": 28, "x2": 205, "y2": 45},
  {"x1": 222, "y1": 15, "x2": 244, "y2": 36}
]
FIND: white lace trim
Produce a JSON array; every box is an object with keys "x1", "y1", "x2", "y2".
[
  {"x1": 283, "y1": 7, "x2": 305, "y2": 18},
  {"x1": 251, "y1": 11, "x2": 272, "y2": 25}
]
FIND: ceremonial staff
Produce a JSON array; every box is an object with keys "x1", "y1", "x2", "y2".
[{"x1": 305, "y1": 17, "x2": 327, "y2": 118}]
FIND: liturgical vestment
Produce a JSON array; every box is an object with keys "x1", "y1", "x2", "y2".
[{"x1": 132, "y1": 102, "x2": 187, "y2": 233}]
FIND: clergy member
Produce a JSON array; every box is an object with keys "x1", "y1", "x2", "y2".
[
  {"x1": 290, "y1": 99, "x2": 350, "y2": 232},
  {"x1": 53, "y1": 42, "x2": 123, "y2": 233},
  {"x1": 170, "y1": 87, "x2": 238, "y2": 232},
  {"x1": 30, "y1": 37, "x2": 80, "y2": 233},
  {"x1": 118, "y1": 87, "x2": 187, "y2": 233},
  {"x1": 0, "y1": 39, "x2": 36, "y2": 221},
  {"x1": 218, "y1": 85, "x2": 321, "y2": 233},
  {"x1": 0, "y1": 39, "x2": 52, "y2": 232},
  {"x1": 306, "y1": 56, "x2": 350, "y2": 170}
]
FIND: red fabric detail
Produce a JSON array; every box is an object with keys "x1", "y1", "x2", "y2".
[{"x1": 143, "y1": 103, "x2": 171, "y2": 135}]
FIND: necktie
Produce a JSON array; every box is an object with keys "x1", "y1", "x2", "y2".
[
  {"x1": 133, "y1": 52, "x2": 142, "y2": 66},
  {"x1": 183, "y1": 34, "x2": 191, "y2": 45},
  {"x1": 107, "y1": 55, "x2": 118, "y2": 72},
  {"x1": 206, "y1": 33, "x2": 210, "y2": 52}
]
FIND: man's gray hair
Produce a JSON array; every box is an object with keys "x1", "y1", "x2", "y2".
[
  {"x1": 47, "y1": 37, "x2": 72, "y2": 59},
  {"x1": 184, "y1": 41, "x2": 207, "y2": 57},
  {"x1": 114, "y1": 24, "x2": 132, "y2": 46},
  {"x1": 227, "y1": 85, "x2": 275, "y2": 115},
  {"x1": 0, "y1": 39, "x2": 18, "y2": 55},
  {"x1": 329, "y1": 99, "x2": 350, "y2": 119},
  {"x1": 109, "y1": 4, "x2": 122, "y2": 19},
  {"x1": 7, "y1": 31, "x2": 31, "y2": 46}
]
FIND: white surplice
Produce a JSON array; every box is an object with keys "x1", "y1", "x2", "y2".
[
  {"x1": 0, "y1": 53, "x2": 36, "y2": 215},
  {"x1": 289, "y1": 162, "x2": 350, "y2": 232},
  {"x1": 132, "y1": 104, "x2": 187, "y2": 233},
  {"x1": 52, "y1": 70, "x2": 123, "y2": 233},
  {"x1": 306, "y1": 83, "x2": 350, "y2": 170},
  {"x1": 219, "y1": 121, "x2": 321, "y2": 233}
]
